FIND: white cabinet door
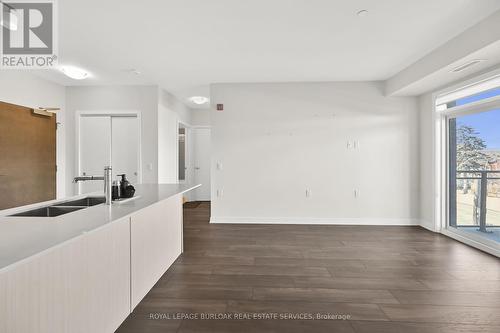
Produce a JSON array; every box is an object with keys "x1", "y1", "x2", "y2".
[
  {"x1": 84, "y1": 218, "x2": 131, "y2": 332},
  {"x1": 193, "y1": 128, "x2": 211, "y2": 201},
  {"x1": 130, "y1": 194, "x2": 183, "y2": 309},
  {"x1": 0, "y1": 234, "x2": 87, "y2": 333},
  {"x1": 79, "y1": 116, "x2": 111, "y2": 194},
  {"x1": 0, "y1": 217, "x2": 131, "y2": 333},
  {"x1": 112, "y1": 116, "x2": 139, "y2": 184}
]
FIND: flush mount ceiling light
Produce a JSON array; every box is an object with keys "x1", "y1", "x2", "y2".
[
  {"x1": 189, "y1": 96, "x2": 209, "y2": 105},
  {"x1": 356, "y1": 9, "x2": 368, "y2": 17},
  {"x1": 60, "y1": 66, "x2": 89, "y2": 80},
  {"x1": 451, "y1": 59, "x2": 486, "y2": 73}
]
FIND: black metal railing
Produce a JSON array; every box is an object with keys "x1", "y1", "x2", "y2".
[{"x1": 456, "y1": 170, "x2": 500, "y2": 232}]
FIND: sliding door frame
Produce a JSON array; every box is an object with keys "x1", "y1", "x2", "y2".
[{"x1": 433, "y1": 69, "x2": 500, "y2": 257}]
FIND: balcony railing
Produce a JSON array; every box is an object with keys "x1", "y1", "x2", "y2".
[{"x1": 456, "y1": 170, "x2": 500, "y2": 233}]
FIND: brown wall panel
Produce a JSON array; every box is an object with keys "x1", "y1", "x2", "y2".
[{"x1": 0, "y1": 101, "x2": 56, "y2": 210}]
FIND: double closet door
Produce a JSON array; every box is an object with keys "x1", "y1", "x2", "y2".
[{"x1": 79, "y1": 115, "x2": 140, "y2": 194}]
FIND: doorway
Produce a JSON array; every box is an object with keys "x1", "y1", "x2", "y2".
[
  {"x1": 192, "y1": 127, "x2": 211, "y2": 201},
  {"x1": 178, "y1": 125, "x2": 187, "y2": 183},
  {"x1": 438, "y1": 84, "x2": 500, "y2": 254},
  {"x1": 0, "y1": 101, "x2": 56, "y2": 209},
  {"x1": 77, "y1": 112, "x2": 141, "y2": 194},
  {"x1": 448, "y1": 108, "x2": 500, "y2": 245}
]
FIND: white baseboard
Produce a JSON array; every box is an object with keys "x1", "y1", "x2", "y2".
[
  {"x1": 210, "y1": 216, "x2": 420, "y2": 226},
  {"x1": 418, "y1": 219, "x2": 437, "y2": 232}
]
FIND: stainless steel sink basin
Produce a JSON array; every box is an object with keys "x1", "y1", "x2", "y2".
[
  {"x1": 8, "y1": 196, "x2": 105, "y2": 217},
  {"x1": 10, "y1": 206, "x2": 85, "y2": 217},
  {"x1": 57, "y1": 197, "x2": 106, "y2": 207}
]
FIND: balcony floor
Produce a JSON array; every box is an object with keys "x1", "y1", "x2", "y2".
[{"x1": 458, "y1": 226, "x2": 500, "y2": 243}]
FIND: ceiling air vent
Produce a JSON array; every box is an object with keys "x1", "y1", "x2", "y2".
[{"x1": 451, "y1": 59, "x2": 485, "y2": 73}]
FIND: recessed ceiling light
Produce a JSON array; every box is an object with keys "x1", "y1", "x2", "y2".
[
  {"x1": 357, "y1": 10, "x2": 368, "y2": 17},
  {"x1": 451, "y1": 59, "x2": 486, "y2": 73},
  {"x1": 60, "y1": 66, "x2": 89, "y2": 80},
  {"x1": 189, "y1": 96, "x2": 209, "y2": 105}
]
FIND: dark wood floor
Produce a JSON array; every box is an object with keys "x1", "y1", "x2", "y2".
[{"x1": 117, "y1": 202, "x2": 500, "y2": 333}]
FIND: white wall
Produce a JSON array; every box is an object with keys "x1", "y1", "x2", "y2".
[
  {"x1": 191, "y1": 109, "x2": 210, "y2": 126},
  {"x1": 418, "y1": 93, "x2": 436, "y2": 231},
  {"x1": 65, "y1": 86, "x2": 159, "y2": 195},
  {"x1": 210, "y1": 82, "x2": 420, "y2": 224},
  {"x1": 0, "y1": 72, "x2": 67, "y2": 198},
  {"x1": 157, "y1": 89, "x2": 192, "y2": 184}
]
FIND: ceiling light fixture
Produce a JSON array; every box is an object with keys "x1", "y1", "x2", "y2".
[
  {"x1": 451, "y1": 59, "x2": 486, "y2": 73},
  {"x1": 356, "y1": 9, "x2": 368, "y2": 17},
  {"x1": 60, "y1": 66, "x2": 89, "y2": 80},
  {"x1": 189, "y1": 96, "x2": 209, "y2": 105}
]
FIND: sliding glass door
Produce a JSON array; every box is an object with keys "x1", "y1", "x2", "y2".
[{"x1": 448, "y1": 107, "x2": 500, "y2": 246}]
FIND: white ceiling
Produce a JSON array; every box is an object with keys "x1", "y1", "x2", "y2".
[
  {"x1": 392, "y1": 40, "x2": 500, "y2": 96},
  {"x1": 34, "y1": 0, "x2": 500, "y2": 107}
]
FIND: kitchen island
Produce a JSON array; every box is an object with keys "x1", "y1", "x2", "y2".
[{"x1": 0, "y1": 183, "x2": 200, "y2": 333}]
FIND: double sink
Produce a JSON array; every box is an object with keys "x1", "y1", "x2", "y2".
[{"x1": 10, "y1": 197, "x2": 106, "y2": 217}]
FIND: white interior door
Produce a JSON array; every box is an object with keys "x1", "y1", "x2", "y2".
[
  {"x1": 79, "y1": 116, "x2": 111, "y2": 194},
  {"x1": 112, "y1": 117, "x2": 139, "y2": 185},
  {"x1": 193, "y1": 128, "x2": 211, "y2": 201},
  {"x1": 186, "y1": 127, "x2": 195, "y2": 201}
]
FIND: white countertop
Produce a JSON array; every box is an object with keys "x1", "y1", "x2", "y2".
[{"x1": 0, "y1": 183, "x2": 200, "y2": 273}]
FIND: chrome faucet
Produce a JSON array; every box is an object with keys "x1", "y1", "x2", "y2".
[{"x1": 74, "y1": 166, "x2": 113, "y2": 205}]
